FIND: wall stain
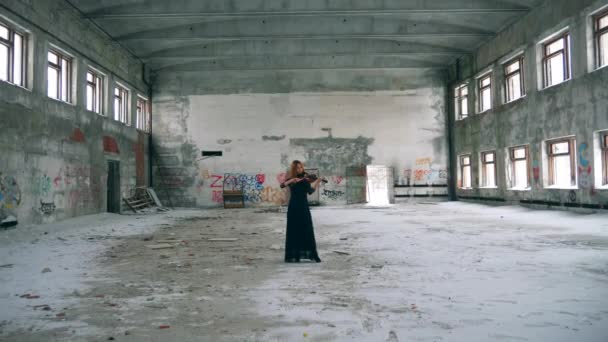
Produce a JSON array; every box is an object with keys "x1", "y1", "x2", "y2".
[
  {"x1": 262, "y1": 135, "x2": 286, "y2": 141},
  {"x1": 289, "y1": 136, "x2": 374, "y2": 175}
]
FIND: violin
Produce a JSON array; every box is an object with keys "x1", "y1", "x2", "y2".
[{"x1": 302, "y1": 173, "x2": 328, "y2": 183}]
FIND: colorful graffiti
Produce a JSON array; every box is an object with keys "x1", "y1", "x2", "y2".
[
  {"x1": 261, "y1": 187, "x2": 287, "y2": 205},
  {"x1": 578, "y1": 143, "x2": 589, "y2": 167},
  {"x1": 70, "y1": 127, "x2": 86, "y2": 143},
  {"x1": 212, "y1": 190, "x2": 223, "y2": 203},
  {"x1": 33, "y1": 174, "x2": 52, "y2": 196},
  {"x1": 276, "y1": 173, "x2": 287, "y2": 184},
  {"x1": 103, "y1": 136, "x2": 119, "y2": 154},
  {"x1": 0, "y1": 173, "x2": 21, "y2": 210},
  {"x1": 331, "y1": 176, "x2": 344, "y2": 185}
]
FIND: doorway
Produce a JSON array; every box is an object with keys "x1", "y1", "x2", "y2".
[
  {"x1": 107, "y1": 160, "x2": 121, "y2": 213},
  {"x1": 366, "y1": 165, "x2": 394, "y2": 206}
]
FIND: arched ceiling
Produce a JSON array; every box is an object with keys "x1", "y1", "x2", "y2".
[{"x1": 66, "y1": 0, "x2": 545, "y2": 72}]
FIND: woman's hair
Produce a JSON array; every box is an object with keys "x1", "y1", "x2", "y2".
[{"x1": 289, "y1": 160, "x2": 304, "y2": 179}]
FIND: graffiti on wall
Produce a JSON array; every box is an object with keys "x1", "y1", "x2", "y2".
[
  {"x1": 261, "y1": 187, "x2": 287, "y2": 205},
  {"x1": 33, "y1": 174, "x2": 52, "y2": 196},
  {"x1": 403, "y1": 157, "x2": 447, "y2": 185},
  {"x1": 322, "y1": 189, "x2": 345, "y2": 200},
  {"x1": 212, "y1": 190, "x2": 223, "y2": 203},
  {"x1": 39, "y1": 200, "x2": 56, "y2": 214},
  {"x1": 578, "y1": 143, "x2": 589, "y2": 167},
  {"x1": 0, "y1": 173, "x2": 21, "y2": 210}
]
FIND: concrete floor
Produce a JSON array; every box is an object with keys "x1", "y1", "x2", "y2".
[{"x1": 1, "y1": 203, "x2": 607, "y2": 342}]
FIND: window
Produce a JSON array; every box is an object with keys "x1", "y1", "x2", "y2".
[
  {"x1": 0, "y1": 21, "x2": 26, "y2": 87},
  {"x1": 480, "y1": 151, "x2": 497, "y2": 187},
  {"x1": 602, "y1": 132, "x2": 608, "y2": 185},
  {"x1": 460, "y1": 155, "x2": 472, "y2": 189},
  {"x1": 542, "y1": 33, "x2": 571, "y2": 88},
  {"x1": 455, "y1": 84, "x2": 468, "y2": 120},
  {"x1": 547, "y1": 139, "x2": 576, "y2": 187},
  {"x1": 595, "y1": 10, "x2": 608, "y2": 68},
  {"x1": 47, "y1": 49, "x2": 72, "y2": 102},
  {"x1": 114, "y1": 85, "x2": 129, "y2": 124},
  {"x1": 136, "y1": 96, "x2": 150, "y2": 132},
  {"x1": 504, "y1": 57, "x2": 525, "y2": 102},
  {"x1": 86, "y1": 70, "x2": 103, "y2": 114},
  {"x1": 478, "y1": 74, "x2": 492, "y2": 112},
  {"x1": 509, "y1": 146, "x2": 529, "y2": 189}
]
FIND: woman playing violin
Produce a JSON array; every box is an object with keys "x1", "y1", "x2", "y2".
[{"x1": 280, "y1": 160, "x2": 324, "y2": 263}]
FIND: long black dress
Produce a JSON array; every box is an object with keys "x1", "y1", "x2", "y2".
[{"x1": 282, "y1": 176, "x2": 321, "y2": 262}]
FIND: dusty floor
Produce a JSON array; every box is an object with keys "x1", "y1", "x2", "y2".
[{"x1": 1, "y1": 202, "x2": 608, "y2": 342}]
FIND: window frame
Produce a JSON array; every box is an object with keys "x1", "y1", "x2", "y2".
[
  {"x1": 480, "y1": 151, "x2": 497, "y2": 188},
  {"x1": 86, "y1": 69, "x2": 104, "y2": 114},
  {"x1": 542, "y1": 32, "x2": 571, "y2": 88},
  {"x1": 594, "y1": 10, "x2": 608, "y2": 69},
  {"x1": 547, "y1": 138, "x2": 576, "y2": 187},
  {"x1": 504, "y1": 56, "x2": 525, "y2": 103},
  {"x1": 460, "y1": 154, "x2": 472, "y2": 189},
  {"x1": 47, "y1": 49, "x2": 73, "y2": 103},
  {"x1": 113, "y1": 84, "x2": 130, "y2": 125},
  {"x1": 478, "y1": 74, "x2": 492, "y2": 113},
  {"x1": 455, "y1": 83, "x2": 469, "y2": 120},
  {"x1": 0, "y1": 21, "x2": 27, "y2": 87},
  {"x1": 136, "y1": 95, "x2": 150, "y2": 133},
  {"x1": 509, "y1": 145, "x2": 530, "y2": 189},
  {"x1": 602, "y1": 132, "x2": 608, "y2": 185}
]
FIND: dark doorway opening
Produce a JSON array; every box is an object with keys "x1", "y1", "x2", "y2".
[{"x1": 107, "y1": 160, "x2": 121, "y2": 213}]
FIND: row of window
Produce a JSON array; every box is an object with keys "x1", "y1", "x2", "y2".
[
  {"x1": 0, "y1": 20, "x2": 151, "y2": 133},
  {"x1": 455, "y1": 10, "x2": 608, "y2": 120},
  {"x1": 459, "y1": 132, "x2": 608, "y2": 190}
]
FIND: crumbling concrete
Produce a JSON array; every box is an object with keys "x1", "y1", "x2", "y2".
[
  {"x1": 448, "y1": 0, "x2": 608, "y2": 209},
  {"x1": 0, "y1": 1, "x2": 150, "y2": 225}
]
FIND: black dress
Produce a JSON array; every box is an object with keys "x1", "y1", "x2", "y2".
[{"x1": 282, "y1": 176, "x2": 321, "y2": 263}]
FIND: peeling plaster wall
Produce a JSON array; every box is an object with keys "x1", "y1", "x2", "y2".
[
  {"x1": 448, "y1": 0, "x2": 608, "y2": 209},
  {"x1": 0, "y1": 1, "x2": 149, "y2": 226},
  {"x1": 152, "y1": 69, "x2": 448, "y2": 207}
]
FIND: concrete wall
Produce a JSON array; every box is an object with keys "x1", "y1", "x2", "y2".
[
  {"x1": 448, "y1": 0, "x2": 608, "y2": 209},
  {"x1": 152, "y1": 69, "x2": 448, "y2": 207},
  {"x1": 0, "y1": 1, "x2": 150, "y2": 226}
]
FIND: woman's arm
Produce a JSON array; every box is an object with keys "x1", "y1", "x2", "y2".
[{"x1": 280, "y1": 177, "x2": 302, "y2": 188}]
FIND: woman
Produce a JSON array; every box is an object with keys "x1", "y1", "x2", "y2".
[{"x1": 280, "y1": 160, "x2": 323, "y2": 263}]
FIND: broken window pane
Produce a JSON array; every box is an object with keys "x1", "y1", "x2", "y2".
[{"x1": 513, "y1": 147, "x2": 526, "y2": 159}]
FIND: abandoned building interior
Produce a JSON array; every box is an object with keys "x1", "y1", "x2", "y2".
[{"x1": 1, "y1": 0, "x2": 607, "y2": 341}]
